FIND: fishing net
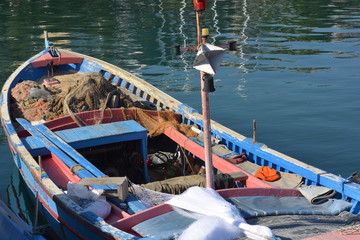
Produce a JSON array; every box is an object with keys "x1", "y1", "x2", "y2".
[
  {"x1": 10, "y1": 81, "x2": 50, "y2": 122},
  {"x1": 10, "y1": 71, "x2": 197, "y2": 136},
  {"x1": 10, "y1": 72, "x2": 141, "y2": 123},
  {"x1": 62, "y1": 72, "x2": 116, "y2": 115},
  {"x1": 46, "y1": 72, "x2": 156, "y2": 125},
  {"x1": 129, "y1": 182, "x2": 174, "y2": 208},
  {"x1": 59, "y1": 72, "x2": 119, "y2": 125},
  {"x1": 131, "y1": 108, "x2": 197, "y2": 138},
  {"x1": 129, "y1": 174, "x2": 236, "y2": 208},
  {"x1": 139, "y1": 174, "x2": 235, "y2": 195}
]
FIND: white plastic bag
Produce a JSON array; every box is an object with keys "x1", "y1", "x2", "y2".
[
  {"x1": 83, "y1": 199, "x2": 112, "y2": 219},
  {"x1": 66, "y1": 182, "x2": 111, "y2": 219},
  {"x1": 67, "y1": 182, "x2": 103, "y2": 201}
]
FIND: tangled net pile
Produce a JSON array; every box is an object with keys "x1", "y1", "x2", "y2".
[
  {"x1": 129, "y1": 182, "x2": 174, "y2": 208},
  {"x1": 11, "y1": 81, "x2": 49, "y2": 122},
  {"x1": 11, "y1": 72, "x2": 137, "y2": 122},
  {"x1": 131, "y1": 108, "x2": 197, "y2": 138},
  {"x1": 50, "y1": 72, "x2": 136, "y2": 122},
  {"x1": 10, "y1": 72, "x2": 197, "y2": 139}
]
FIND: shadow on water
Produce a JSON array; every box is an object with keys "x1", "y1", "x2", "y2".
[{"x1": 7, "y1": 168, "x2": 59, "y2": 240}]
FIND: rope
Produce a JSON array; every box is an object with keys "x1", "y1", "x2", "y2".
[{"x1": 70, "y1": 164, "x2": 85, "y2": 174}]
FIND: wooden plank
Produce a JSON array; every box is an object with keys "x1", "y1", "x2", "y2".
[
  {"x1": 16, "y1": 118, "x2": 96, "y2": 181},
  {"x1": 33, "y1": 123, "x2": 106, "y2": 178},
  {"x1": 163, "y1": 126, "x2": 273, "y2": 188},
  {"x1": 58, "y1": 128, "x2": 79, "y2": 143},
  {"x1": 79, "y1": 177, "x2": 129, "y2": 201},
  {"x1": 22, "y1": 120, "x2": 148, "y2": 153},
  {"x1": 79, "y1": 177, "x2": 127, "y2": 186},
  {"x1": 17, "y1": 118, "x2": 111, "y2": 190},
  {"x1": 228, "y1": 172, "x2": 248, "y2": 182},
  {"x1": 18, "y1": 118, "x2": 150, "y2": 187}
]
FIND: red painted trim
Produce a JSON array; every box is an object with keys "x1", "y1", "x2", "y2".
[
  {"x1": 15, "y1": 109, "x2": 181, "y2": 135},
  {"x1": 163, "y1": 126, "x2": 273, "y2": 188},
  {"x1": 18, "y1": 168, "x2": 59, "y2": 218},
  {"x1": 31, "y1": 52, "x2": 83, "y2": 68},
  {"x1": 41, "y1": 108, "x2": 180, "y2": 131},
  {"x1": 112, "y1": 203, "x2": 173, "y2": 232},
  {"x1": 42, "y1": 154, "x2": 80, "y2": 188}
]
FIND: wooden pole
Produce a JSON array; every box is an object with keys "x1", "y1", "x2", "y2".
[
  {"x1": 253, "y1": 119, "x2": 257, "y2": 143},
  {"x1": 195, "y1": 11, "x2": 214, "y2": 189},
  {"x1": 32, "y1": 191, "x2": 39, "y2": 234},
  {"x1": 196, "y1": 12, "x2": 202, "y2": 46}
]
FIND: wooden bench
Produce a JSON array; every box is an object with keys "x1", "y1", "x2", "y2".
[{"x1": 18, "y1": 119, "x2": 150, "y2": 183}]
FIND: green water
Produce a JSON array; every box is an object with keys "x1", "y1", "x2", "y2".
[{"x1": 1, "y1": 0, "x2": 360, "y2": 197}]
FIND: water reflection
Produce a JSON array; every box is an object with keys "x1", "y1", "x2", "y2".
[
  {"x1": 7, "y1": 168, "x2": 38, "y2": 227},
  {"x1": 0, "y1": 0, "x2": 359, "y2": 193},
  {"x1": 210, "y1": 0, "x2": 221, "y2": 44},
  {"x1": 6, "y1": 168, "x2": 58, "y2": 239}
]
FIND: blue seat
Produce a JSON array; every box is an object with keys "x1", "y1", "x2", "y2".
[{"x1": 20, "y1": 120, "x2": 149, "y2": 182}]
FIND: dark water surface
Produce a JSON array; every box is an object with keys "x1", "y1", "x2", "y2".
[{"x1": 0, "y1": 0, "x2": 359, "y2": 197}]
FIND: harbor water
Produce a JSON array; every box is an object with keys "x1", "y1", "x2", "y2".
[{"x1": 0, "y1": 0, "x2": 359, "y2": 221}]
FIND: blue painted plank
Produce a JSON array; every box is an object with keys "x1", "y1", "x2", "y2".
[
  {"x1": 16, "y1": 118, "x2": 97, "y2": 181},
  {"x1": 22, "y1": 120, "x2": 148, "y2": 154},
  {"x1": 16, "y1": 118, "x2": 112, "y2": 189},
  {"x1": 19, "y1": 119, "x2": 150, "y2": 186},
  {"x1": 33, "y1": 123, "x2": 106, "y2": 179}
]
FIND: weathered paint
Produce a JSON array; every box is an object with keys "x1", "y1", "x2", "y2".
[
  {"x1": 0, "y1": 53, "x2": 146, "y2": 239},
  {"x1": 1, "y1": 48, "x2": 359, "y2": 240},
  {"x1": 30, "y1": 52, "x2": 83, "y2": 68}
]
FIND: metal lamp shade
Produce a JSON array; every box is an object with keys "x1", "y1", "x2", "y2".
[{"x1": 193, "y1": 43, "x2": 225, "y2": 75}]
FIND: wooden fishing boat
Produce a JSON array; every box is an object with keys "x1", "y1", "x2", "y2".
[{"x1": 1, "y1": 35, "x2": 360, "y2": 240}]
